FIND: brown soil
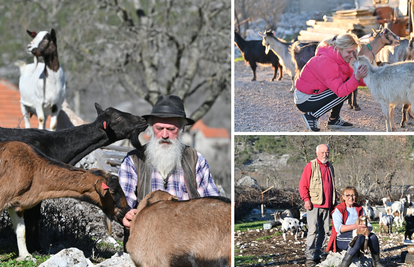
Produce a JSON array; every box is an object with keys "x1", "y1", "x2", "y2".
[
  {"x1": 234, "y1": 226, "x2": 411, "y2": 267},
  {"x1": 234, "y1": 61, "x2": 414, "y2": 132}
]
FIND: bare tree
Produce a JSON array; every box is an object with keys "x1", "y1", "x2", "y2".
[
  {"x1": 234, "y1": 0, "x2": 288, "y2": 34},
  {"x1": 2, "y1": 0, "x2": 231, "y2": 123}
]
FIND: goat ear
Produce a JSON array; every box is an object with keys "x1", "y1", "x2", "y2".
[
  {"x1": 94, "y1": 179, "x2": 109, "y2": 198},
  {"x1": 27, "y1": 30, "x2": 37, "y2": 38},
  {"x1": 50, "y1": 29, "x2": 57, "y2": 44},
  {"x1": 95, "y1": 103, "x2": 104, "y2": 115}
]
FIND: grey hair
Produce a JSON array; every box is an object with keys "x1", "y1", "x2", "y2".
[{"x1": 316, "y1": 144, "x2": 330, "y2": 153}]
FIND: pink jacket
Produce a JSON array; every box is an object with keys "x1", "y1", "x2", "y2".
[{"x1": 296, "y1": 45, "x2": 364, "y2": 97}]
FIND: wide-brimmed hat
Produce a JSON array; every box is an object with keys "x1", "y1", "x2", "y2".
[{"x1": 143, "y1": 95, "x2": 195, "y2": 125}]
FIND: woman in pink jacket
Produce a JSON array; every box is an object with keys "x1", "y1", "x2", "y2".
[{"x1": 295, "y1": 33, "x2": 367, "y2": 132}]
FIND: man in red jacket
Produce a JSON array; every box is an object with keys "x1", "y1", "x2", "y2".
[{"x1": 299, "y1": 144, "x2": 337, "y2": 266}]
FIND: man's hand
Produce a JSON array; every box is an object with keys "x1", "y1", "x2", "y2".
[
  {"x1": 123, "y1": 209, "x2": 138, "y2": 229},
  {"x1": 304, "y1": 200, "x2": 313, "y2": 210}
]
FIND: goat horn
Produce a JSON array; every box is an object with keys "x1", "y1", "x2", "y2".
[{"x1": 258, "y1": 31, "x2": 264, "y2": 37}]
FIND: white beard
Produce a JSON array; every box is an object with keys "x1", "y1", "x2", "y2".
[{"x1": 145, "y1": 127, "x2": 184, "y2": 178}]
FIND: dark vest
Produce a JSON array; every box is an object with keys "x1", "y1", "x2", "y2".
[{"x1": 128, "y1": 144, "x2": 201, "y2": 203}]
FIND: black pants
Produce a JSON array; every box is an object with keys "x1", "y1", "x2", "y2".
[
  {"x1": 296, "y1": 89, "x2": 349, "y2": 119},
  {"x1": 337, "y1": 233, "x2": 380, "y2": 256}
]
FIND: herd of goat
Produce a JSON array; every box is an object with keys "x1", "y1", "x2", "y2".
[
  {"x1": 0, "y1": 28, "x2": 231, "y2": 267},
  {"x1": 235, "y1": 25, "x2": 414, "y2": 131},
  {"x1": 272, "y1": 195, "x2": 414, "y2": 243}
]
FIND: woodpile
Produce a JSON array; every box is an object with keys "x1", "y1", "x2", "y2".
[{"x1": 297, "y1": 7, "x2": 378, "y2": 42}]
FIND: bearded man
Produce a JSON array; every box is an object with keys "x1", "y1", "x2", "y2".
[
  {"x1": 119, "y1": 95, "x2": 219, "y2": 248},
  {"x1": 299, "y1": 144, "x2": 337, "y2": 267}
]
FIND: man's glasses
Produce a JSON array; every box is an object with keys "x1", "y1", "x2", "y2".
[{"x1": 344, "y1": 194, "x2": 355, "y2": 198}]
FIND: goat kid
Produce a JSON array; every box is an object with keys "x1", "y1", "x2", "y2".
[
  {"x1": 0, "y1": 103, "x2": 147, "y2": 253},
  {"x1": 17, "y1": 29, "x2": 66, "y2": 131},
  {"x1": 0, "y1": 141, "x2": 129, "y2": 261},
  {"x1": 234, "y1": 31, "x2": 283, "y2": 81},
  {"x1": 126, "y1": 190, "x2": 231, "y2": 267},
  {"x1": 349, "y1": 215, "x2": 370, "y2": 254},
  {"x1": 260, "y1": 30, "x2": 297, "y2": 91},
  {"x1": 379, "y1": 211, "x2": 393, "y2": 235},
  {"x1": 352, "y1": 55, "x2": 414, "y2": 132},
  {"x1": 382, "y1": 197, "x2": 405, "y2": 227}
]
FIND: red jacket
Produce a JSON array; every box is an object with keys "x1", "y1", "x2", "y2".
[
  {"x1": 296, "y1": 45, "x2": 365, "y2": 97},
  {"x1": 326, "y1": 202, "x2": 363, "y2": 252},
  {"x1": 298, "y1": 159, "x2": 334, "y2": 209}
]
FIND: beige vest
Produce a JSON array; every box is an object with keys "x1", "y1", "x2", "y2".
[{"x1": 309, "y1": 159, "x2": 335, "y2": 206}]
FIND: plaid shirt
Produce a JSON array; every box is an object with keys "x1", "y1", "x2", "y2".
[{"x1": 118, "y1": 151, "x2": 219, "y2": 209}]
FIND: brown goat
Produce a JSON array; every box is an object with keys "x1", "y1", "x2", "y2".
[
  {"x1": 349, "y1": 215, "x2": 370, "y2": 254},
  {"x1": 0, "y1": 141, "x2": 129, "y2": 261},
  {"x1": 126, "y1": 190, "x2": 231, "y2": 267}
]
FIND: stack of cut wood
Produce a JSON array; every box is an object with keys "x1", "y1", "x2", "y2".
[{"x1": 298, "y1": 7, "x2": 377, "y2": 42}]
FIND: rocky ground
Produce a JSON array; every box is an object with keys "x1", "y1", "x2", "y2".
[
  {"x1": 0, "y1": 198, "x2": 124, "y2": 262},
  {"x1": 234, "y1": 225, "x2": 412, "y2": 267},
  {"x1": 234, "y1": 60, "x2": 414, "y2": 133}
]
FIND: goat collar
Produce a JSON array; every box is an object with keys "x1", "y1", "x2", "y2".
[{"x1": 366, "y1": 43, "x2": 376, "y2": 63}]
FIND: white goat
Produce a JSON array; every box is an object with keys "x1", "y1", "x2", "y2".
[
  {"x1": 352, "y1": 55, "x2": 414, "y2": 131},
  {"x1": 363, "y1": 199, "x2": 375, "y2": 221},
  {"x1": 376, "y1": 37, "x2": 414, "y2": 127},
  {"x1": 260, "y1": 30, "x2": 297, "y2": 91},
  {"x1": 382, "y1": 197, "x2": 404, "y2": 227},
  {"x1": 17, "y1": 29, "x2": 66, "y2": 131},
  {"x1": 379, "y1": 211, "x2": 393, "y2": 235}
]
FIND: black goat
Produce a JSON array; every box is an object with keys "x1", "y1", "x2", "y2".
[
  {"x1": 291, "y1": 41, "x2": 318, "y2": 85},
  {"x1": 234, "y1": 31, "x2": 283, "y2": 81},
  {"x1": 0, "y1": 103, "x2": 147, "y2": 253}
]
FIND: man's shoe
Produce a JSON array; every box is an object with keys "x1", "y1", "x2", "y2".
[
  {"x1": 327, "y1": 117, "x2": 353, "y2": 128},
  {"x1": 301, "y1": 112, "x2": 320, "y2": 132}
]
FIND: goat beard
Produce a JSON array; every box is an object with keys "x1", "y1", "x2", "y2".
[{"x1": 145, "y1": 127, "x2": 184, "y2": 178}]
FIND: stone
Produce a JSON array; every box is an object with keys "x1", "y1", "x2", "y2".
[
  {"x1": 96, "y1": 252, "x2": 135, "y2": 267},
  {"x1": 318, "y1": 251, "x2": 373, "y2": 267},
  {"x1": 39, "y1": 248, "x2": 92, "y2": 267}
]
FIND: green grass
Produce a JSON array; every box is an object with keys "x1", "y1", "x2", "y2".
[
  {"x1": 0, "y1": 254, "x2": 50, "y2": 267},
  {"x1": 234, "y1": 220, "x2": 267, "y2": 232},
  {"x1": 234, "y1": 56, "x2": 244, "y2": 62}
]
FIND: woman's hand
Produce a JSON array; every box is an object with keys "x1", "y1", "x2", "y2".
[
  {"x1": 355, "y1": 65, "x2": 368, "y2": 81},
  {"x1": 123, "y1": 209, "x2": 138, "y2": 229},
  {"x1": 356, "y1": 222, "x2": 368, "y2": 232}
]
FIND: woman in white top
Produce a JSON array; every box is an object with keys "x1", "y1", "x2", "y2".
[{"x1": 326, "y1": 186, "x2": 383, "y2": 267}]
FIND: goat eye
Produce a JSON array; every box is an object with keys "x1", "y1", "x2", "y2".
[{"x1": 116, "y1": 116, "x2": 122, "y2": 121}]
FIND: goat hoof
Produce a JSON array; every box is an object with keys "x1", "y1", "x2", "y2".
[{"x1": 353, "y1": 105, "x2": 361, "y2": 111}]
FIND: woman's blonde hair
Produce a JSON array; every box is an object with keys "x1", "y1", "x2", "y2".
[
  {"x1": 340, "y1": 186, "x2": 359, "y2": 203},
  {"x1": 318, "y1": 33, "x2": 360, "y2": 52}
]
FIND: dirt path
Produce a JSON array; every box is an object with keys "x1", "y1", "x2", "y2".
[{"x1": 234, "y1": 61, "x2": 414, "y2": 133}]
